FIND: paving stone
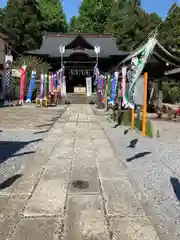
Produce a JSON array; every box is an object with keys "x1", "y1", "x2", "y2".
[
  {"x1": 97, "y1": 159, "x2": 125, "y2": 179},
  {"x1": 101, "y1": 178, "x2": 143, "y2": 217},
  {"x1": 50, "y1": 147, "x2": 73, "y2": 159},
  {"x1": 12, "y1": 217, "x2": 57, "y2": 240},
  {"x1": 24, "y1": 178, "x2": 67, "y2": 217},
  {"x1": 90, "y1": 130, "x2": 106, "y2": 139},
  {"x1": 69, "y1": 167, "x2": 100, "y2": 194},
  {"x1": 0, "y1": 195, "x2": 27, "y2": 240},
  {"x1": 63, "y1": 195, "x2": 109, "y2": 240},
  {"x1": 73, "y1": 150, "x2": 96, "y2": 168},
  {"x1": 109, "y1": 215, "x2": 159, "y2": 240}
]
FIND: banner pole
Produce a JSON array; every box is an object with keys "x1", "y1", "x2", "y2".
[
  {"x1": 142, "y1": 72, "x2": 148, "y2": 136},
  {"x1": 131, "y1": 109, "x2": 135, "y2": 129}
]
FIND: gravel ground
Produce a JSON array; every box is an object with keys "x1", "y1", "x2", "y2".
[
  {"x1": 94, "y1": 107, "x2": 180, "y2": 240},
  {"x1": 0, "y1": 105, "x2": 66, "y2": 184}
]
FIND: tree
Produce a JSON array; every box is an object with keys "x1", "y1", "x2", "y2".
[
  {"x1": 68, "y1": 16, "x2": 80, "y2": 33},
  {"x1": 77, "y1": 0, "x2": 114, "y2": 33},
  {"x1": 105, "y1": 1, "x2": 161, "y2": 51},
  {"x1": 2, "y1": 0, "x2": 44, "y2": 53},
  {"x1": 158, "y1": 3, "x2": 180, "y2": 58},
  {"x1": 37, "y1": 0, "x2": 67, "y2": 32}
]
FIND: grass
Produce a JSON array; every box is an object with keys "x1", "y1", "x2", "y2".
[{"x1": 110, "y1": 110, "x2": 154, "y2": 138}]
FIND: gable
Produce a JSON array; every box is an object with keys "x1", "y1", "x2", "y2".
[{"x1": 65, "y1": 34, "x2": 94, "y2": 50}]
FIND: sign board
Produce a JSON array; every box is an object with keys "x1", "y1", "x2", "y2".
[
  {"x1": 133, "y1": 75, "x2": 144, "y2": 105},
  {"x1": 74, "y1": 86, "x2": 86, "y2": 94},
  {"x1": 5, "y1": 55, "x2": 13, "y2": 63}
]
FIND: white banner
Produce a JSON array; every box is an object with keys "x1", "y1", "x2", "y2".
[
  {"x1": 61, "y1": 76, "x2": 66, "y2": 96},
  {"x1": 86, "y1": 77, "x2": 92, "y2": 97}
]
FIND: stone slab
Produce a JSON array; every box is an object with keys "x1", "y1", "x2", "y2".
[
  {"x1": 63, "y1": 195, "x2": 109, "y2": 240},
  {"x1": 109, "y1": 215, "x2": 159, "y2": 240},
  {"x1": 101, "y1": 178, "x2": 143, "y2": 217},
  {"x1": 0, "y1": 195, "x2": 27, "y2": 240},
  {"x1": 90, "y1": 130, "x2": 106, "y2": 139},
  {"x1": 69, "y1": 167, "x2": 100, "y2": 194},
  {"x1": 12, "y1": 217, "x2": 58, "y2": 240},
  {"x1": 72, "y1": 150, "x2": 96, "y2": 168},
  {"x1": 24, "y1": 179, "x2": 67, "y2": 217},
  {"x1": 50, "y1": 147, "x2": 73, "y2": 159}
]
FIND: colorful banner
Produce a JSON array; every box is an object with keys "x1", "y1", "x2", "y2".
[
  {"x1": 4, "y1": 60, "x2": 12, "y2": 99},
  {"x1": 20, "y1": 64, "x2": 26, "y2": 103},
  {"x1": 93, "y1": 63, "x2": 100, "y2": 86},
  {"x1": 48, "y1": 74, "x2": 51, "y2": 93},
  {"x1": 53, "y1": 73, "x2": 57, "y2": 92},
  {"x1": 121, "y1": 67, "x2": 127, "y2": 106},
  {"x1": 109, "y1": 72, "x2": 119, "y2": 105},
  {"x1": 51, "y1": 74, "x2": 54, "y2": 92},
  {"x1": 125, "y1": 37, "x2": 157, "y2": 109},
  {"x1": 61, "y1": 76, "x2": 66, "y2": 96},
  {"x1": 26, "y1": 71, "x2": 36, "y2": 103},
  {"x1": 40, "y1": 74, "x2": 44, "y2": 100},
  {"x1": 86, "y1": 77, "x2": 92, "y2": 97},
  {"x1": 101, "y1": 76, "x2": 105, "y2": 103},
  {"x1": 44, "y1": 74, "x2": 48, "y2": 98}
]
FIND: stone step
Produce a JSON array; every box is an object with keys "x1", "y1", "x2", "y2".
[{"x1": 66, "y1": 93, "x2": 96, "y2": 104}]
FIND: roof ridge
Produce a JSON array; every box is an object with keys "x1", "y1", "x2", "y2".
[{"x1": 46, "y1": 33, "x2": 115, "y2": 38}]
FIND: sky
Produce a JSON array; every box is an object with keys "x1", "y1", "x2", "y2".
[{"x1": 0, "y1": 0, "x2": 179, "y2": 22}]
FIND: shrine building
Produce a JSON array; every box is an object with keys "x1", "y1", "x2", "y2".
[{"x1": 27, "y1": 33, "x2": 129, "y2": 93}]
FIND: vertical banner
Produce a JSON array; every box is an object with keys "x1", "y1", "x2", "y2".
[
  {"x1": 4, "y1": 60, "x2": 12, "y2": 103},
  {"x1": 39, "y1": 74, "x2": 44, "y2": 100},
  {"x1": 86, "y1": 77, "x2": 92, "y2": 97},
  {"x1": 101, "y1": 76, "x2": 105, "y2": 103},
  {"x1": 121, "y1": 67, "x2": 127, "y2": 106},
  {"x1": 53, "y1": 73, "x2": 57, "y2": 92},
  {"x1": 43, "y1": 74, "x2": 48, "y2": 99},
  {"x1": 19, "y1": 64, "x2": 27, "y2": 103},
  {"x1": 126, "y1": 37, "x2": 157, "y2": 109},
  {"x1": 26, "y1": 71, "x2": 36, "y2": 103},
  {"x1": 48, "y1": 74, "x2": 51, "y2": 93},
  {"x1": 51, "y1": 74, "x2": 54, "y2": 93},
  {"x1": 109, "y1": 72, "x2": 119, "y2": 105},
  {"x1": 61, "y1": 76, "x2": 66, "y2": 96}
]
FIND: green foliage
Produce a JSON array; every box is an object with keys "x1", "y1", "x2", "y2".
[
  {"x1": 37, "y1": 0, "x2": 67, "y2": 32},
  {"x1": 2, "y1": 0, "x2": 43, "y2": 53},
  {"x1": 158, "y1": 3, "x2": 180, "y2": 58},
  {"x1": 76, "y1": 0, "x2": 113, "y2": 33},
  {"x1": 13, "y1": 55, "x2": 51, "y2": 79},
  {"x1": 68, "y1": 16, "x2": 80, "y2": 33},
  {"x1": 12, "y1": 55, "x2": 51, "y2": 98},
  {"x1": 106, "y1": 1, "x2": 161, "y2": 51},
  {"x1": 162, "y1": 79, "x2": 180, "y2": 103},
  {"x1": 1, "y1": 0, "x2": 67, "y2": 55}
]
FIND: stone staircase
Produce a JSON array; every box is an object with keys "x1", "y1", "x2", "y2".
[{"x1": 66, "y1": 93, "x2": 96, "y2": 104}]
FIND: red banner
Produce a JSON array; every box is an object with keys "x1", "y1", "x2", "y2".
[
  {"x1": 51, "y1": 74, "x2": 54, "y2": 93},
  {"x1": 20, "y1": 65, "x2": 26, "y2": 101}
]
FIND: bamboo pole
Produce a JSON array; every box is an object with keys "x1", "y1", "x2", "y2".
[{"x1": 142, "y1": 72, "x2": 148, "y2": 136}]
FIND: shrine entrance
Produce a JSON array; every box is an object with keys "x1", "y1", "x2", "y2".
[{"x1": 66, "y1": 69, "x2": 94, "y2": 93}]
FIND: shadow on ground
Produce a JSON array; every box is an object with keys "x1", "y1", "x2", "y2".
[
  {"x1": 126, "y1": 151, "x2": 152, "y2": 162},
  {"x1": 0, "y1": 139, "x2": 42, "y2": 164},
  {"x1": 127, "y1": 138, "x2": 139, "y2": 148},
  {"x1": 170, "y1": 177, "x2": 180, "y2": 201},
  {"x1": 0, "y1": 174, "x2": 22, "y2": 190}
]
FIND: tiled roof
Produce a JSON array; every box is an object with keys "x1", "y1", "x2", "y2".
[{"x1": 28, "y1": 33, "x2": 128, "y2": 58}]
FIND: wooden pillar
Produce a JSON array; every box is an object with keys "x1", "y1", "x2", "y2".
[{"x1": 142, "y1": 72, "x2": 148, "y2": 136}]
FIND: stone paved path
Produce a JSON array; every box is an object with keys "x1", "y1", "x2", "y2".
[{"x1": 0, "y1": 105, "x2": 159, "y2": 240}]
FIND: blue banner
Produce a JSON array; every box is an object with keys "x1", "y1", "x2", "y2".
[
  {"x1": 26, "y1": 71, "x2": 36, "y2": 103},
  {"x1": 53, "y1": 73, "x2": 57, "y2": 92},
  {"x1": 109, "y1": 72, "x2": 119, "y2": 105}
]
